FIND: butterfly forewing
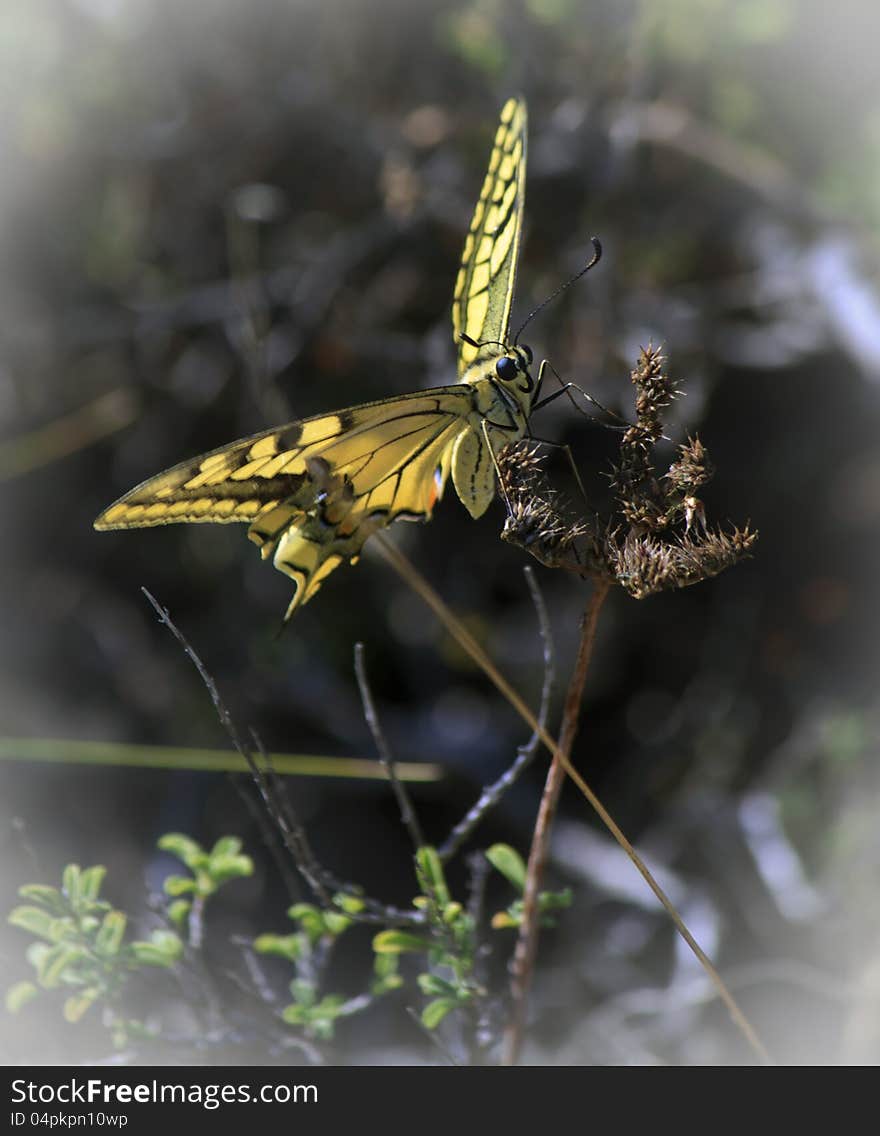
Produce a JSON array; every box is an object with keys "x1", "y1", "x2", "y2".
[{"x1": 452, "y1": 97, "x2": 527, "y2": 376}]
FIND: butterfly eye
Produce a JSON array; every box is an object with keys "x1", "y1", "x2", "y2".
[{"x1": 496, "y1": 356, "x2": 519, "y2": 382}]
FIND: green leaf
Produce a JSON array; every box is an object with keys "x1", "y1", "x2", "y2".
[
  {"x1": 417, "y1": 973, "x2": 458, "y2": 998},
  {"x1": 162, "y1": 875, "x2": 197, "y2": 898},
  {"x1": 415, "y1": 847, "x2": 450, "y2": 907},
  {"x1": 428, "y1": 948, "x2": 464, "y2": 971},
  {"x1": 128, "y1": 942, "x2": 179, "y2": 968},
  {"x1": 78, "y1": 866, "x2": 107, "y2": 904},
  {"x1": 442, "y1": 902, "x2": 463, "y2": 924},
  {"x1": 287, "y1": 902, "x2": 315, "y2": 920},
  {"x1": 372, "y1": 973, "x2": 404, "y2": 996},
  {"x1": 147, "y1": 929, "x2": 183, "y2": 959},
  {"x1": 95, "y1": 911, "x2": 127, "y2": 955},
  {"x1": 333, "y1": 893, "x2": 366, "y2": 915},
  {"x1": 323, "y1": 912, "x2": 352, "y2": 937},
  {"x1": 166, "y1": 899, "x2": 191, "y2": 927},
  {"x1": 37, "y1": 944, "x2": 86, "y2": 988},
  {"x1": 209, "y1": 836, "x2": 243, "y2": 859},
  {"x1": 61, "y1": 864, "x2": 82, "y2": 903},
  {"x1": 17, "y1": 885, "x2": 66, "y2": 913},
  {"x1": 6, "y1": 981, "x2": 39, "y2": 1013},
  {"x1": 25, "y1": 942, "x2": 50, "y2": 971},
  {"x1": 8, "y1": 905, "x2": 55, "y2": 939},
  {"x1": 128, "y1": 928, "x2": 182, "y2": 967},
  {"x1": 204, "y1": 853, "x2": 253, "y2": 885},
  {"x1": 421, "y1": 997, "x2": 459, "y2": 1030},
  {"x1": 491, "y1": 890, "x2": 569, "y2": 931},
  {"x1": 289, "y1": 978, "x2": 316, "y2": 1007},
  {"x1": 193, "y1": 870, "x2": 215, "y2": 898},
  {"x1": 288, "y1": 905, "x2": 325, "y2": 943},
  {"x1": 253, "y1": 933, "x2": 306, "y2": 962},
  {"x1": 307, "y1": 1017, "x2": 336, "y2": 1041},
  {"x1": 486, "y1": 844, "x2": 527, "y2": 891},
  {"x1": 47, "y1": 916, "x2": 78, "y2": 943},
  {"x1": 370, "y1": 949, "x2": 403, "y2": 993},
  {"x1": 372, "y1": 930, "x2": 433, "y2": 954},
  {"x1": 373, "y1": 952, "x2": 399, "y2": 979},
  {"x1": 538, "y1": 888, "x2": 572, "y2": 912},
  {"x1": 63, "y1": 989, "x2": 99, "y2": 1022},
  {"x1": 314, "y1": 994, "x2": 345, "y2": 1015},
  {"x1": 450, "y1": 911, "x2": 474, "y2": 950},
  {"x1": 157, "y1": 833, "x2": 205, "y2": 870}
]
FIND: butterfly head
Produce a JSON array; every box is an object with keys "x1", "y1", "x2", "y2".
[{"x1": 495, "y1": 343, "x2": 535, "y2": 395}]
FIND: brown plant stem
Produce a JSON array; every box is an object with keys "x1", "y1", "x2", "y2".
[{"x1": 502, "y1": 578, "x2": 609, "y2": 1066}]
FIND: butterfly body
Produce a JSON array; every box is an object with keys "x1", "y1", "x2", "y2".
[
  {"x1": 450, "y1": 342, "x2": 535, "y2": 519},
  {"x1": 95, "y1": 98, "x2": 533, "y2": 620}
]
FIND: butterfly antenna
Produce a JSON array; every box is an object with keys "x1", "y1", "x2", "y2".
[
  {"x1": 513, "y1": 236, "x2": 602, "y2": 346},
  {"x1": 460, "y1": 332, "x2": 507, "y2": 352}
]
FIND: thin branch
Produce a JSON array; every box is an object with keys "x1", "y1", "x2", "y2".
[
  {"x1": 248, "y1": 728, "x2": 327, "y2": 903},
  {"x1": 231, "y1": 935, "x2": 280, "y2": 1006},
  {"x1": 187, "y1": 895, "x2": 207, "y2": 951},
  {"x1": 465, "y1": 849, "x2": 495, "y2": 1063},
  {"x1": 142, "y1": 588, "x2": 250, "y2": 757},
  {"x1": 142, "y1": 587, "x2": 424, "y2": 928},
  {"x1": 354, "y1": 642, "x2": 425, "y2": 851},
  {"x1": 145, "y1": 587, "x2": 317, "y2": 888},
  {"x1": 248, "y1": 733, "x2": 427, "y2": 925},
  {"x1": 439, "y1": 566, "x2": 555, "y2": 861},
  {"x1": 230, "y1": 762, "x2": 301, "y2": 903},
  {"x1": 502, "y1": 579, "x2": 609, "y2": 1065},
  {"x1": 143, "y1": 586, "x2": 334, "y2": 909}
]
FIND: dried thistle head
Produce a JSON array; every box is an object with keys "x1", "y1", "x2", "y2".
[
  {"x1": 498, "y1": 343, "x2": 756, "y2": 597},
  {"x1": 497, "y1": 443, "x2": 609, "y2": 578},
  {"x1": 609, "y1": 525, "x2": 758, "y2": 600}
]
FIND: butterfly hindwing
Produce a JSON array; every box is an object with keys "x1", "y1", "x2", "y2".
[
  {"x1": 452, "y1": 97, "x2": 527, "y2": 375},
  {"x1": 95, "y1": 386, "x2": 477, "y2": 614}
]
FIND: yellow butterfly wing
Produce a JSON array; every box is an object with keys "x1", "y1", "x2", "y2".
[
  {"x1": 452, "y1": 97, "x2": 527, "y2": 376},
  {"x1": 95, "y1": 387, "x2": 476, "y2": 616},
  {"x1": 96, "y1": 100, "x2": 532, "y2": 620}
]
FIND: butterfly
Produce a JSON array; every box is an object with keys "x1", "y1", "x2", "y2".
[{"x1": 95, "y1": 98, "x2": 542, "y2": 622}]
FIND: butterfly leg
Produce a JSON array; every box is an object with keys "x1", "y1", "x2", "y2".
[
  {"x1": 480, "y1": 417, "x2": 519, "y2": 515},
  {"x1": 520, "y1": 434, "x2": 591, "y2": 509},
  {"x1": 532, "y1": 358, "x2": 629, "y2": 430},
  {"x1": 477, "y1": 418, "x2": 596, "y2": 530}
]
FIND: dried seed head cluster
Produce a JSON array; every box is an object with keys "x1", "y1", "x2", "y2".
[
  {"x1": 498, "y1": 344, "x2": 756, "y2": 598},
  {"x1": 499, "y1": 444, "x2": 610, "y2": 577}
]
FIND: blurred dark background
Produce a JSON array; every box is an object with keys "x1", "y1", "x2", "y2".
[{"x1": 2, "y1": 0, "x2": 880, "y2": 1065}]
